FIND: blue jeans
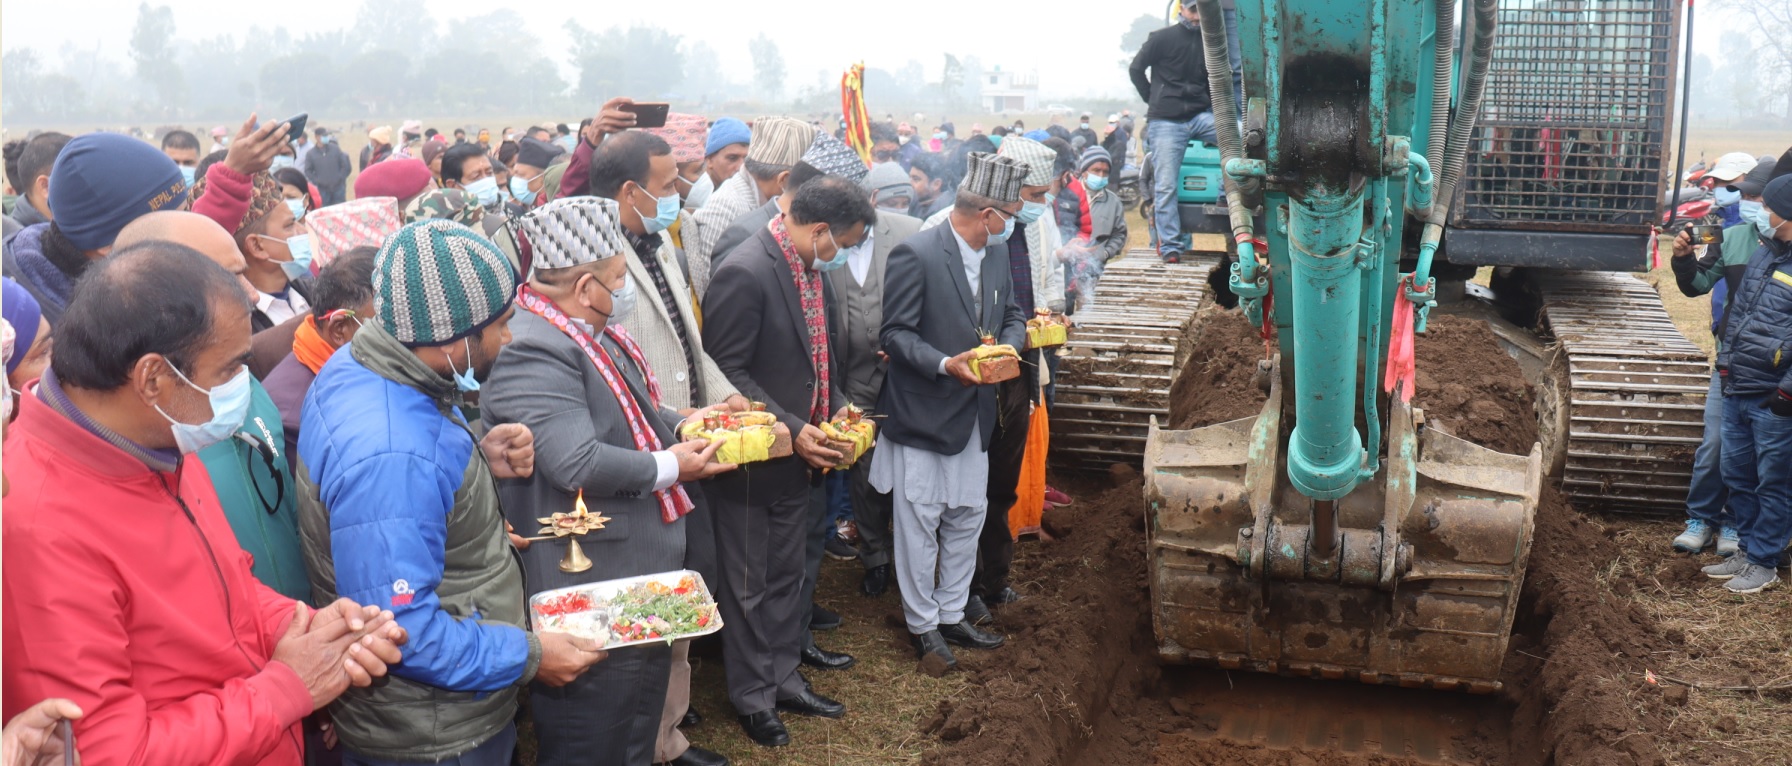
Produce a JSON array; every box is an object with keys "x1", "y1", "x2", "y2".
[
  {"x1": 342, "y1": 724, "x2": 515, "y2": 766},
  {"x1": 1148, "y1": 112, "x2": 1217, "y2": 257},
  {"x1": 1686, "y1": 369, "x2": 1730, "y2": 524},
  {"x1": 826, "y1": 468, "x2": 854, "y2": 524},
  {"x1": 1720, "y1": 392, "x2": 1792, "y2": 568}
]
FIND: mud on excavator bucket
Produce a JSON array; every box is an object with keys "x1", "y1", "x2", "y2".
[{"x1": 1144, "y1": 356, "x2": 1541, "y2": 693}]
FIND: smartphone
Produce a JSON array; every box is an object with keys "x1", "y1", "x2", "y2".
[
  {"x1": 1690, "y1": 223, "x2": 1724, "y2": 246},
  {"x1": 622, "y1": 102, "x2": 670, "y2": 129},
  {"x1": 276, "y1": 113, "x2": 308, "y2": 142}
]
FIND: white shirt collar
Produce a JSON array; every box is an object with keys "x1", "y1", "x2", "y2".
[
  {"x1": 848, "y1": 226, "x2": 876, "y2": 285},
  {"x1": 949, "y1": 226, "x2": 985, "y2": 296}
]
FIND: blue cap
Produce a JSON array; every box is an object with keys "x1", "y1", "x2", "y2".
[
  {"x1": 47, "y1": 133, "x2": 188, "y2": 252},
  {"x1": 1023, "y1": 129, "x2": 1051, "y2": 143},
  {"x1": 706, "y1": 117, "x2": 751, "y2": 158}
]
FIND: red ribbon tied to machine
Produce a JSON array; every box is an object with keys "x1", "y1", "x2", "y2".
[{"x1": 1384, "y1": 274, "x2": 1417, "y2": 403}]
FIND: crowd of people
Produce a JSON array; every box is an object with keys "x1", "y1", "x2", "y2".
[
  {"x1": 1668, "y1": 149, "x2": 1792, "y2": 595},
  {"x1": 0, "y1": 66, "x2": 1141, "y2": 765}
]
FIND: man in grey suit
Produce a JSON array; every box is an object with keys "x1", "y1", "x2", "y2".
[
  {"x1": 483, "y1": 197, "x2": 736, "y2": 766},
  {"x1": 827, "y1": 184, "x2": 924, "y2": 598},
  {"x1": 701, "y1": 176, "x2": 877, "y2": 748},
  {"x1": 871, "y1": 153, "x2": 1029, "y2": 672}
]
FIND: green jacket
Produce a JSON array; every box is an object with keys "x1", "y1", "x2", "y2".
[
  {"x1": 196, "y1": 378, "x2": 310, "y2": 601},
  {"x1": 1671, "y1": 221, "x2": 1758, "y2": 351}
]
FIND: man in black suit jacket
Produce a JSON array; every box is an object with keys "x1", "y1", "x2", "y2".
[
  {"x1": 871, "y1": 153, "x2": 1030, "y2": 672},
  {"x1": 701, "y1": 176, "x2": 877, "y2": 748}
]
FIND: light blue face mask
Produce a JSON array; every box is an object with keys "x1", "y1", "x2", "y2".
[
  {"x1": 1739, "y1": 200, "x2": 1762, "y2": 228},
  {"x1": 1759, "y1": 205, "x2": 1786, "y2": 241},
  {"x1": 1016, "y1": 200, "x2": 1049, "y2": 225},
  {"x1": 179, "y1": 166, "x2": 197, "y2": 188},
  {"x1": 271, "y1": 155, "x2": 295, "y2": 170},
  {"x1": 464, "y1": 176, "x2": 501, "y2": 208},
  {"x1": 1084, "y1": 174, "x2": 1110, "y2": 192},
  {"x1": 604, "y1": 273, "x2": 638, "y2": 323},
  {"x1": 509, "y1": 175, "x2": 538, "y2": 205},
  {"x1": 635, "y1": 187, "x2": 681, "y2": 234},
  {"x1": 986, "y1": 210, "x2": 1016, "y2": 245},
  {"x1": 811, "y1": 228, "x2": 849, "y2": 272},
  {"x1": 1714, "y1": 186, "x2": 1741, "y2": 207},
  {"x1": 447, "y1": 338, "x2": 482, "y2": 392},
  {"x1": 155, "y1": 364, "x2": 253, "y2": 454},
  {"x1": 258, "y1": 233, "x2": 313, "y2": 280},
  {"x1": 285, "y1": 198, "x2": 307, "y2": 223}
]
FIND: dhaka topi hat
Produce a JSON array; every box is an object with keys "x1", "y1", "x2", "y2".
[
  {"x1": 647, "y1": 113, "x2": 708, "y2": 164},
  {"x1": 308, "y1": 197, "x2": 402, "y2": 270},
  {"x1": 354, "y1": 158, "x2": 433, "y2": 204},
  {"x1": 48, "y1": 132, "x2": 188, "y2": 252},
  {"x1": 373, "y1": 219, "x2": 517, "y2": 347},
  {"x1": 1079, "y1": 146, "x2": 1113, "y2": 173},
  {"x1": 746, "y1": 117, "x2": 817, "y2": 167},
  {"x1": 801, "y1": 132, "x2": 868, "y2": 183},
  {"x1": 706, "y1": 117, "x2": 751, "y2": 158},
  {"x1": 187, "y1": 170, "x2": 285, "y2": 235},
  {"x1": 518, "y1": 197, "x2": 630, "y2": 270},
  {"x1": 1, "y1": 277, "x2": 41, "y2": 377},
  {"x1": 960, "y1": 153, "x2": 1026, "y2": 204},
  {"x1": 996, "y1": 135, "x2": 1058, "y2": 187}
]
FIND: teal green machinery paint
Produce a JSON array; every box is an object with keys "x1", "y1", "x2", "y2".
[{"x1": 1285, "y1": 184, "x2": 1369, "y2": 500}]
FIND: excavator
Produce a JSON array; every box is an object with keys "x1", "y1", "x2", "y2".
[{"x1": 1137, "y1": 0, "x2": 1703, "y2": 691}]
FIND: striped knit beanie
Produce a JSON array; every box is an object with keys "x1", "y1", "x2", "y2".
[{"x1": 373, "y1": 219, "x2": 517, "y2": 347}]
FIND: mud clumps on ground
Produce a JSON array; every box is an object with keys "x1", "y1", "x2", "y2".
[
  {"x1": 1411, "y1": 315, "x2": 1539, "y2": 456},
  {"x1": 1169, "y1": 308, "x2": 1272, "y2": 430}
]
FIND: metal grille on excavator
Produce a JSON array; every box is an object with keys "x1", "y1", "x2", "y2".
[
  {"x1": 1050, "y1": 250, "x2": 1219, "y2": 472},
  {"x1": 1456, "y1": 0, "x2": 1680, "y2": 233},
  {"x1": 1541, "y1": 271, "x2": 1708, "y2": 515}
]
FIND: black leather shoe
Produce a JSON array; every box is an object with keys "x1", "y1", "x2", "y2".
[
  {"x1": 776, "y1": 688, "x2": 846, "y2": 719},
  {"x1": 962, "y1": 595, "x2": 993, "y2": 626},
  {"x1": 801, "y1": 644, "x2": 857, "y2": 670},
  {"x1": 665, "y1": 745, "x2": 730, "y2": 766},
  {"x1": 737, "y1": 710, "x2": 789, "y2": 747},
  {"x1": 861, "y1": 563, "x2": 891, "y2": 597},
  {"x1": 679, "y1": 706, "x2": 702, "y2": 728},
  {"x1": 940, "y1": 621, "x2": 1005, "y2": 650},
  {"x1": 988, "y1": 586, "x2": 1024, "y2": 607},
  {"x1": 911, "y1": 630, "x2": 958, "y2": 668},
  {"x1": 809, "y1": 603, "x2": 842, "y2": 631}
]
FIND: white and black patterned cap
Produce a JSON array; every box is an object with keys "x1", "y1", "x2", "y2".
[
  {"x1": 996, "y1": 135, "x2": 1057, "y2": 187},
  {"x1": 959, "y1": 153, "x2": 1026, "y2": 204},
  {"x1": 746, "y1": 117, "x2": 817, "y2": 167},
  {"x1": 518, "y1": 197, "x2": 630, "y2": 271},
  {"x1": 802, "y1": 132, "x2": 868, "y2": 183}
]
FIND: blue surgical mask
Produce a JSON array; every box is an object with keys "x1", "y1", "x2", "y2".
[
  {"x1": 986, "y1": 211, "x2": 1016, "y2": 245},
  {"x1": 258, "y1": 233, "x2": 314, "y2": 280},
  {"x1": 285, "y1": 198, "x2": 307, "y2": 222},
  {"x1": 1714, "y1": 187, "x2": 1741, "y2": 207},
  {"x1": 812, "y1": 228, "x2": 849, "y2": 272},
  {"x1": 934, "y1": 131, "x2": 948, "y2": 141},
  {"x1": 320, "y1": 135, "x2": 335, "y2": 145},
  {"x1": 447, "y1": 338, "x2": 482, "y2": 392},
  {"x1": 1759, "y1": 206, "x2": 1785, "y2": 241},
  {"x1": 155, "y1": 364, "x2": 253, "y2": 454},
  {"x1": 1016, "y1": 200, "x2": 1049, "y2": 225},
  {"x1": 1739, "y1": 200, "x2": 1762, "y2": 227},
  {"x1": 509, "y1": 175, "x2": 538, "y2": 205},
  {"x1": 605, "y1": 273, "x2": 638, "y2": 323},
  {"x1": 271, "y1": 155, "x2": 295, "y2": 170},
  {"x1": 1085, "y1": 174, "x2": 1110, "y2": 192},
  {"x1": 465, "y1": 176, "x2": 501, "y2": 207},
  {"x1": 179, "y1": 166, "x2": 197, "y2": 188},
  {"x1": 634, "y1": 188, "x2": 681, "y2": 234}
]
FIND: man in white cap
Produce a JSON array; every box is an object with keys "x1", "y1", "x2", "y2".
[
  {"x1": 1702, "y1": 152, "x2": 1760, "y2": 228},
  {"x1": 872, "y1": 152, "x2": 1029, "y2": 672},
  {"x1": 484, "y1": 197, "x2": 735, "y2": 766}
]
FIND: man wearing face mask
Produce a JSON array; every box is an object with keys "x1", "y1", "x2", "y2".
[
  {"x1": 1695, "y1": 170, "x2": 1792, "y2": 595},
  {"x1": 873, "y1": 153, "x2": 1029, "y2": 673},
  {"x1": 297, "y1": 220, "x2": 608, "y2": 765},
  {"x1": 303, "y1": 128, "x2": 353, "y2": 206},
  {"x1": 506, "y1": 138, "x2": 563, "y2": 213},
  {"x1": 702, "y1": 176, "x2": 877, "y2": 747},
  {"x1": 441, "y1": 143, "x2": 505, "y2": 211},
  {"x1": 3, "y1": 242, "x2": 409, "y2": 766},
  {"x1": 201, "y1": 171, "x2": 315, "y2": 332},
  {"x1": 484, "y1": 198, "x2": 736, "y2": 766},
  {"x1": 689, "y1": 118, "x2": 818, "y2": 299},
  {"x1": 1701, "y1": 152, "x2": 1760, "y2": 229},
  {"x1": 160, "y1": 129, "x2": 203, "y2": 188},
  {"x1": 1669, "y1": 152, "x2": 1785, "y2": 557}
]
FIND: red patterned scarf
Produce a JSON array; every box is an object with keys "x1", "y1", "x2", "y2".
[
  {"x1": 517, "y1": 284, "x2": 694, "y2": 523},
  {"x1": 768, "y1": 214, "x2": 832, "y2": 425}
]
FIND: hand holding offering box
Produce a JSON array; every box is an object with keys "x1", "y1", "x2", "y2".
[
  {"x1": 819, "y1": 404, "x2": 877, "y2": 468},
  {"x1": 1026, "y1": 309, "x2": 1069, "y2": 349},
  {"x1": 678, "y1": 404, "x2": 794, "y2": 464},
  {"x1": 968, "y1": 332, "x2": 1021, "y2": 383}
]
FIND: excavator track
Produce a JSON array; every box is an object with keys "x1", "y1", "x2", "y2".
[
  {"x1": 1538, "y1": 271, "x2": 1709, "y2": 516},
  {"x1": 1050, "y1": 249, "x2": 1220, "y2": 472}
]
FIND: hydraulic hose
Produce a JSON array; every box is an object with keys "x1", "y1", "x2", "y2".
[
  {"x1": 1195, "y1": 0, "x2": 1257, "y2": 269},
  {"x1": 1414, "y1": 0, "x2": 1497, "y2": 293},
  {"x1": 1415, "y1": 0, "x2": 1455, "y2": 221}
]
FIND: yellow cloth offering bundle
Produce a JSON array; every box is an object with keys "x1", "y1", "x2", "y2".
[
  {"x1": 1026, "y1": 310, "x2": 1068, "y2": 349},
  {"x1": 679, "y1": 409, "x2": 793, "y2": 464},
  {"x1": 969, "y1": 342, "x2": 1021, "y2": 383},
  {"x1": 819, "y1": 405, "x2": 876, "y2": 468}
]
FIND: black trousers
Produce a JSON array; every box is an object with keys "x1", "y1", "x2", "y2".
[
  {"x1": 530, "y1": 642, "x2": 671, "y2": 766},
  {"x1": 850, "y1": 446, "x2": 896, "y2": 569},
  {"x1": 799, "y1": 482, "x2": 829, "y2": 652},
  {"x1": 712, "y1": 473, "x2": 811, "y2": 714},
  {"x1": 974, "y1": 366, "x2": 1032, "y2": 599}
]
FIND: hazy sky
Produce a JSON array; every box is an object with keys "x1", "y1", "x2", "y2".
[{"x1": 1, "y1": 0, "x2": 1155, "y2": 100}]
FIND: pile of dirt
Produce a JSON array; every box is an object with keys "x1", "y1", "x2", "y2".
[
  {"x1": 1169, "y1": 308, "x2": 1272, "y2": 429},
  {"x1": 1412, "y1": 315, "x2": 1538, "y2": 456}
]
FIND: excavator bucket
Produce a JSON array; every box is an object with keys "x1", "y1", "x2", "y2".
[{"x1": 1144, "y1": 356, "x2": 1541, "y2": 692}]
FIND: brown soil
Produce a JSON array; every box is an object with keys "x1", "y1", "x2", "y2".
[{"x1": 919, "y1": 312, "x2": 1675, "y2": 766}]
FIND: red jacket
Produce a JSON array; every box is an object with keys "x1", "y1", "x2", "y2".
[{"x1": 2, "y1": 392, "x2": 311, "y2": 766}]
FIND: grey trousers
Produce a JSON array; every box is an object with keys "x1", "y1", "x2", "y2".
[
  {"x1": 851, "y1": 447, "x2": 897, "y2": 569},
  {"x1": 530, "y1": 643, "x2": 671, "y2": 766},
  {"x1": 713, "y1": 477, "x2": 811, "y2": 715},
  {"x1": 892, "y1": 491, "x2": 988, "y2": 634},
  {"x1": 799, "y1": 483, "x2": 829, "y2": 652}
]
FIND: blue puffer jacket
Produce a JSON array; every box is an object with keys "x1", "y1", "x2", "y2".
[
  {"x1": 1717, "y1": 239, "x2": 1792, "y2": 398},
  {"x1": 294, "y1": 322, "x2": 540, "y2": 762}
]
